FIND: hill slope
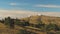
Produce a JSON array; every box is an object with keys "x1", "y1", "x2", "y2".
[
  {"x1": 21, "y1": 15, "x2": 60, "y2": 25},
  {"x1": 0, "y1": 23, "x2": 18, "y2": 34}
]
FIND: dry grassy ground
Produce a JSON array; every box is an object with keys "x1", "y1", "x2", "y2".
[
  {"x1": 0, "y1": 23, "x2": 46, "y2": 34},
  {"x1": 0, "y1": 23, "x2": 15, "y2": 34},
  {"x1": 0, "y1": 23, "x2": 59, "y2": 34}
]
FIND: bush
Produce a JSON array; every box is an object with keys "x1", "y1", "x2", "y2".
[
  {"x1": 46, "y1": 23, "x2": 60, "y2": 31},
  {"x1": 15, "y1": 20, "x2": 30, "y2": 27},
  {"x1": 17, "y1": 29, "x2": 37, "y2": 34}
]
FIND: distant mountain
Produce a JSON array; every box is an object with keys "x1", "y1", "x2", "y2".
[{"x1": 21, "y1": 15, "x2": 60, "y2": 25}]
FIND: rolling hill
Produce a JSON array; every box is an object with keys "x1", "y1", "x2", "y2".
[
  {"x1": 21, "y1": 15, "x2": 60, "y2": 25},
  {"x1": 0, "y1": 15, "x2": 60, "y2": 34}
]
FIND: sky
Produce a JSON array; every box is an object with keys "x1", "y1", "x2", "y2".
[{"x1": 0, "y1": 0, "x2": 60, "y2": 18}]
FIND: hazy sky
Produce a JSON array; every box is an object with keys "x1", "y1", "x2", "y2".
[
  {"x1": 0, "y1": 0, "x2": 60, "y2": 12},
  {"x1": 0, "y1": 0, "x2": 60, "y2": 18}
]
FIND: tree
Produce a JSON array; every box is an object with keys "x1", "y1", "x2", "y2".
[
  {"x1": 14, "y1": 18, "x2": 21, "y2": 26},
  {"x1": 0, "y1": 19, "x2": 4, "y2": 23},
  {"x1": 4, "y1": 17, "x2": 14, "y2": 29}
]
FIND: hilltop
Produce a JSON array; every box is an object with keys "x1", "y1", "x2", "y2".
[{"x1": 21, "y1": 15, "x2": 60, "y2": 25}]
